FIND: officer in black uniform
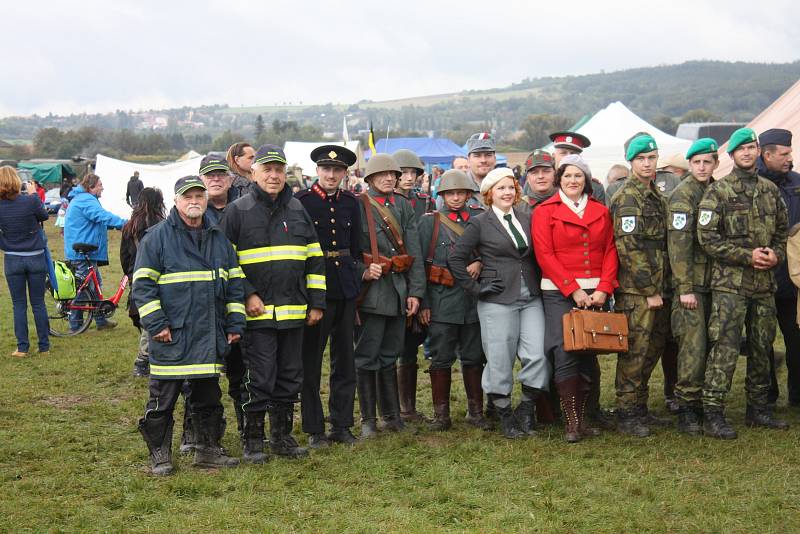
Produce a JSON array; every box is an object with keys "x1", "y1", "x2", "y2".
[{"x1": 296, "y1": 145, "x2": 362, "y2": 448}]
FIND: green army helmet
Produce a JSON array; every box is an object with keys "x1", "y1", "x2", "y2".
[
  {"x1": 392, "y1": 149, "x2": 425, "y2": 176},
  {"x1": 438, "y1": 169, "x2": 478, "y2": 193},
  {"x1": 364, "y1": 153, "x2": 401, "y2": 181}
]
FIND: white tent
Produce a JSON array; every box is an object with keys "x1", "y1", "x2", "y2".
[
  {"x1": 94, "y1": 153, "x2": 204, "y2": 218},
  {"x1": 563, "y1": 102, "x2": 692, "y2": 183},
  {"x1": 283, "y1": 141, "x2": 361, "y2": 177}
]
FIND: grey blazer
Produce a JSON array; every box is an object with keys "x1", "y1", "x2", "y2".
[{"x1": 449, "y1": 206, "x2": 541, "y2": 305}]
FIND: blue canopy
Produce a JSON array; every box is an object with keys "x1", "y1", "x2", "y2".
[{"x1": 366, "y1": 137, "x2": 466, "y2": 169}]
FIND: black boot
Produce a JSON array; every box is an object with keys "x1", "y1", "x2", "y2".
[
  {"x1": 638, "y1": 405, "x2": 672, "y2": 428},
  {"x1": 490, "y1": 394, "x2": 525, "y2": 439},
  {"x1": 703, "y1": 407, "x2": 737, "y2": 439},
  {"x1": 233, "y1": 401, "x2": 245, "y2": 447},
  {"x1": 428, "y1": 368, "x2": 452, "y2": 431},
  {"x1": 243, "y1": 411, "x2": 268, "y2": 464},
  {"x1": 138, "y1": 415, "x2": 174, "y2": 476},
  {"x1": 378, "y1": 364, "x2": 405, "y2": 432},
  {"x1": 327, "y1": 427, "x2": 357, "y2": 445},
  {"x1": 462, "y1": 365, "x2": 491, "y2": 430},
  {"x1": 191, "y1": 408, "x2": 239, "y2": 469},
  {"x1": 514, "y1": 385, "x2": 539, "y2": 436},
  {"x1": 357, "y1": 369, "x2": 379, "y2": 439},
  {"x1": 676, "y1": 405, "x2": 702, "y2": 436},
  {"x1": 745, "y1": 405, "x2": 789, "y2": 430},
  {"x1": 179, "y1": 406, "x2": 195, "y2": 454},
  {"x1": 617, "y1": 408, "x2": 650, "y2": 437},
  {"x1": 269, "y1": 404, "x2": 309, "y2": 458},
  {"x1": 132, "y1": 355, "x2": 149, "y2": 377}
]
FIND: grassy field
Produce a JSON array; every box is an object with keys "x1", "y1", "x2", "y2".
[{"x1": 1, "y1": 223, "x2": 799, "y2": 532}]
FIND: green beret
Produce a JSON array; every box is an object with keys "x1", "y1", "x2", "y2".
[
  {"x1": 625, "y1": 134, "x2": 658, "y2": 161},
  {"x1": 686, "y1": 137, "x2": 719, "y2": 160},
  {"x1": 726, "y1": 127, "x2": 757, "y2": 153}
]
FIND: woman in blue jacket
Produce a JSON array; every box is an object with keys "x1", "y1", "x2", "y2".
[
  {"x1": 63, "y1": 174, "x2": 127, "y2": 331},
  {"x1": 0, "y1": 167, "x2": 50, "y2": 356}
]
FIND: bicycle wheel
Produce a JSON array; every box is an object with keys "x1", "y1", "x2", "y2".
[{"x1": 44, "y1": 276, "x2": 95, "y2": 337}]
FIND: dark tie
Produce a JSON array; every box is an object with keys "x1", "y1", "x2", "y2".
[{"x1": 503, "y1": 213, "x2": 527, "y2": 252}]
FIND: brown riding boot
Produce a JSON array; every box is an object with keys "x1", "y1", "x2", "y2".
[
  {"x1": 428, "y1": 368, "x2": 452, "y2": 431},
  {"x1": 397, "y1": 362, "x2": 428, "y2": 423},
  {"x1": 556, "y1": 376, "x2": 582, "y2": 443},
  {"x1": 577, "y1": 375, "x2": 601, "y2": 438},
  {"x1": 462, "y1": 365, "x2": 491, "y2": 430}
]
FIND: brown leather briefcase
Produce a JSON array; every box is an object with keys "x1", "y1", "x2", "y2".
[{"x1": 562, "y1": 308, "x2": 629, "y2": 354}]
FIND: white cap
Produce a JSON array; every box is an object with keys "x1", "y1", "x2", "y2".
[{"x1": 479, "y1": 167, "x2": 516, "y2": 195}]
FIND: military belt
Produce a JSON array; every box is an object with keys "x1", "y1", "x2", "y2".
[{"x1": 324, "y1": 249, "x2": 351, "y2": 258}]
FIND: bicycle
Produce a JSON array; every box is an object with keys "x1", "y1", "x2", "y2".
[{"x1": 44, "y1": 243, "x2": 129, "y2": 337}]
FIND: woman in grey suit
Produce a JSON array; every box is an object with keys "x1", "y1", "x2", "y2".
[{"x1": 450, "y1": 167, "x2": 551, "y2": 438}]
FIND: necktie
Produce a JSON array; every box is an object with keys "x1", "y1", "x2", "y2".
[{"x1": 503, "y1": 213, "x2": 527, "y2": 252}]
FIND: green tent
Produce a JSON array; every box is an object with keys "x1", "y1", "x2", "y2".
[{"x1": 17, "y1": 162, "x2": 76, "y2": 185}]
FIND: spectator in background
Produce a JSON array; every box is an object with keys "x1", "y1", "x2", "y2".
[
  {"x1": 64, "y1": 173, "x2": 127, "y2": 332},
  {"x1": 0, "y1": 166, "x2": 50, "y2": 357},
  {"x1": 34, "y1": 180, "x2": 45, "y2": 203},
  {"x1": 226, "y1": 142, "x2": 255, "y2": 199},
  {"x1": 126, "y1": 171, "x2": 144, "y2": 207}
]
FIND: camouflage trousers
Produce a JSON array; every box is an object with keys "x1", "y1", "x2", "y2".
[
  {"x1": 614, "y1": 293, "x2": 670, "y2": 410},
  {"x1": 671, "y1": 292, "x2": 712, "y2": 407},
  {"x1": 703, "y1": 292, "x2": 776, "y2": 409}
]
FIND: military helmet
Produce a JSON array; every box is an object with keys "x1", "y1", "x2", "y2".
[
  {"x1": 365, "y1": 153, "x2": 401, "y2": 181},
  {"x1": 438, "y1": 169, "x2": 478, "y2": 193},
  {"x1": 392, "y1": 149, "x2": 424, "y2": 176}
]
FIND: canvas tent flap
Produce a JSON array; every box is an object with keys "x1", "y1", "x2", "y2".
[{"x1": 18, "y1": 162, "x2": 75, "y2": 185}]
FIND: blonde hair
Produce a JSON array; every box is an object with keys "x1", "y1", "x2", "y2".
[
  {"x1": 482, "y1": 178, "x2": 521, "y2": 208},
  {"x1": 0, "y1": 166, "x2": 22, "y2": 200}
]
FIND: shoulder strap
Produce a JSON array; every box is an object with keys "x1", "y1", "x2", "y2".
[
  {"x1": 438, "y1": 212, "x2": 466, "y2": 237},
  {"x1": 426, "y1": 214, "x2": 440, "y2": 264},
  {"x1": 367, "y1": 195, "x2": 407, "y2": 254},
  {"x1": 360, "y1": 194, "x2": 380, "y2": 260}
]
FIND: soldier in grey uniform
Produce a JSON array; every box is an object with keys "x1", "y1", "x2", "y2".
[
  {"x1": 465, "y1": 132, "x2": 497, "y2": 208},
  {"x1": 697, "y1": 128, "x2": 789, "y2": 439},
  {"x1": 417, "y1": 170, "x2": 489, "y2": 430}
]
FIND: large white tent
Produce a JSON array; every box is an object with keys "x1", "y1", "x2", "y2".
[
  {"x1": 283, "y1": 141, "x2": 361, "y2": 177},
  {"x1": 94, "y1": 154, "x2": 204, "y2": 218},
  {"x1": 563, "y1": 102, "x2": 692, "y2": 183}
]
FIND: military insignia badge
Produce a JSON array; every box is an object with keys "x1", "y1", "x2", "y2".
[
  {"x1": 672, "y1": 212, "x2": 687, "y2": 230},
  {"x1": 698, "y1": 210, "x2": 712, "y2": 226},
  {"x1": 657, "y1": 181, "x2": 666, "y2": 192},
  {"x1": 328, "y1": 150, "x2": 338, "y2": 159},
  {"x1": 621, "y1": 216, "x2": 636, "y2": 233}
]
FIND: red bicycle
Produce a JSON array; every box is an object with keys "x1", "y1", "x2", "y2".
[{"x1": 45, "y1": 243, "x2": 129, "y2": 337}]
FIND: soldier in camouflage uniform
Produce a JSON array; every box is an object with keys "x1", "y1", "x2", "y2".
[
  {"x1": 609, "y1": 134, "x2": 670, "y2": 437},
  {"x1": 697, "y1": 127, "x2": 790, "y2": 439},
  {"x1": 667, "y1": 138, "x2": 719, "y2": 435},
  {"x1": 417, "y1": 170, "x2": 489, "y2": 431}
]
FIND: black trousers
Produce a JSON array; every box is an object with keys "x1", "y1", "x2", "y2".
[
  {"x1": 241, "y1": 327, "x2": 304, "y2": 412},
  {"x1": 143, "y1": 377, "x2": 222, "y2": 422},
  {"x1": 768, "y1": 295, "x2": 800, "y2": 405},
  {"x1": 301, "y1": 298, "x2": 357, "y2": 433},
  {"x1": 225, "y1": 343, "x2": 245, "y2": 407}
]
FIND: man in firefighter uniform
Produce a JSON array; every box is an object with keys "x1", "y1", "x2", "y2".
[
  {"x1": 296, "y1": 145, "x2": 361, "y2": 448},
  {"x1": 134, "y1": 176, "x2": 245, "y2": 475},
  {"x1": 417, "y1": 169, "x2": 489, "y2": 430},
  {"x1": 355, "y1": 153, "x2": 426, "y2": 437},
  {"x1": 220, "y1": 145, "x2": 326, "y2": 462}
]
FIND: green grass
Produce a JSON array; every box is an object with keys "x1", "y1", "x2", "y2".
[{"x1": 1, "y1": 224, "x2": 799, "y2": 532}]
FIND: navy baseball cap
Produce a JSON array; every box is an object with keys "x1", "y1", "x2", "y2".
[
  {"x1": 199, "y1": 155, "x2": 230, "y2": 175},
  {"x1": 174, "y1": 175, "x2": 207, "y2": 195},
  {"x1": 254, "y1": 144, "x2": 287, "y2": 165}
]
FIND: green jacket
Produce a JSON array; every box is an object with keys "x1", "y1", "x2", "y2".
[
  {"x1": 697, "y1": 166, "x2": 789, "y2": 297},
  {"x1": 358, "y1": 189, "x2": 426, "y2": 316},
  {"x1": 609, "y1": 176, "x2": 667, "y2": 297},
  {"x1": 668, "y1": 174, "x2": 713, "y2": 295},
  {"x1": 418, "y1": 207, "x2": 483, "y2": 324}
]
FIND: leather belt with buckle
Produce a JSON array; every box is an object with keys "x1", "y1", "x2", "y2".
[{"x1": 324, "y1": 249, "x2": 351, "y2": 258}]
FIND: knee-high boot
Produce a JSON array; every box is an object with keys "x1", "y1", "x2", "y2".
[{"x1": 428, "y1": 368, "x2": 452, "y2": 431}]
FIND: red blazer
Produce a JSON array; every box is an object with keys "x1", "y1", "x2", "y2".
[{"x1": 532, "y1": 194, "x2": 618, "y2": 297}]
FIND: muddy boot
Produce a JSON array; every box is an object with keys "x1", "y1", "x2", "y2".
[
  {"x1": 268, "y1": 403, "x2": 309, "y2": 458},
  {"x1": 132, "y1": 355, "x2": 150, "y2": 377},
  {"x1": 357, "y1": 369, "x2": 379, "y2": 439},
  {"x1": 192, "y1": 408, "x2": 239, "y2": 469},
  {"x1": 242, "y1": 411, "x2": 268, "y2": 464},
  {"x1": 676, "y1": 405, "x2": 702, "y2": 436},
  {"x1": 462, "y1": 365, "x2": 491, "y2": 430},
  {"x1": 179, "y1": 406, "x2": 196, "y2": 454},
  {"x1": 617, "y1": 408, "x2": 650, "y2": 438},
  {"x1": 428, "y1": 368, "x2": 452, "y2": 431},
  {"x1": 138, "y1": 415, "x2": 174, "y2": 476},
  {"x1": 514, "y1": 385, "x2": 540, "y2": 436},
  {"x1": 490, "y1": 394, "x2": 525, "y2": 439},
  {"x1": 397, "y1": 362, "x2": 427, "y2": 423},
  {"x1": 378, "y1": 364, "x2": 405, "y2": 432},
  {"x1": 745, "y1": 405, "x2": 789, "y2": 430},
  {"x1": 703, "y1": 407, "x2": 737, "y2": 440},
  {"x1": 638, "y1": 405, "x2": 672, "y2": 428},
  {"x1": 556, "y1": 376, "x2": 581, "y2": 443}
]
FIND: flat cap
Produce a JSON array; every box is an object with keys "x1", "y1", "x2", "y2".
[
  {"x1": 759, "y1": 128, "x2": 792, "y2": 147},
  {"x1": 479, "y1": 167, "x2": 515, "y2": 195},
  {"x1": 467, "y1": 132, "x2": 496, "y2": 154}
]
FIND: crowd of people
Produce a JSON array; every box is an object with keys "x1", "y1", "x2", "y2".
[{"x1": 1, "y1": 125, "x2": 798, "y2": 477}]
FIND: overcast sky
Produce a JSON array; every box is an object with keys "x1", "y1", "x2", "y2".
[{"x1": 4, "y1": 0, "x2": 798, "y2": 118}]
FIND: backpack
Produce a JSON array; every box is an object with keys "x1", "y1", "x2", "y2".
[{"x1": 51, "y1": 260, "x2": 77, "y2": 300}]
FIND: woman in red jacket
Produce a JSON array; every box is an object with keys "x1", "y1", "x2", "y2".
[{"x1": 532, "y1": 154, "x2": 618, "y2": 442}]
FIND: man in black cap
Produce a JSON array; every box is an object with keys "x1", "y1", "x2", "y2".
[
  {"x1": 758, "y1": 128, "x2": 800, "y2": 408},
  {"x1": 549, "y1": 130, "x2": 605, "y2": 203},
  {"x1": 199, "y1": 155, "x2": 234, "y2": 225},
  {"x1": 295, "y1": 145, "x2": 362, "y2": 448},
  {"x1": 220, "y1": 144, "x2": 326, "y2": 462}
]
